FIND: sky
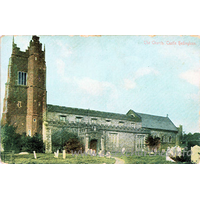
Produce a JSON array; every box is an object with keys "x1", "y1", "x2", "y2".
[{"x1": 1, "y1": 35, "x2": 200, "y2": 134}]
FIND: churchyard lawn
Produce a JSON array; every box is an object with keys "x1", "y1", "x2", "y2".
[
  {"x1": 1, "y1": 153, "x2": 116, "y2": 164},
  {"x1": 116, "y1": 153, "x2": 185, "y2": 164}
]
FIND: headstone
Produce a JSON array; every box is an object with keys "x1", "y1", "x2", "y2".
[
  {"x1": 106, "y1": 152, "x2": 111, "y2": 158},
  {"x1": 54, "y1": 150, "x2": 59, "y2": 158},
  {"x1": 19, "y1": 152, "x2": 29, "y2": 155},
  {"x1": 191, "y1": 145, "x2": 200, "y2": 164},
  {"x1": 63, "y1": 150, "x2": 66, "y2": 159},
  {"x1": 33, "y1": 151, "x2": 37, "y2": 159},
  {"x1": 88, "y1": 149, "x2": 93, "y2": 155},
  {"x1": 176, "y1": 146, "x2": 182, "y2": 157},
  {"x1": 166, "y1": 147, "x2": 175, "y2": 162},
  {"x1": 122, "y1": 148, "x2": 126, "y2": 155},
  {"x1": 98, "y1": 150, "x2": 104, "y2": 157},
  {"x1": 92, "y1": 150, "x2": 96, "y2": 156}
]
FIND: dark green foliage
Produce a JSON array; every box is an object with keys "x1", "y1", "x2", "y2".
[
  {"x1": 1, "y1": 124, "x2": 22, "y2": 152},
  {"x1": 21, "y1": 133, "x2": 44, "y2": 153},
  {"x1": 52, "y1": 129, "x2": 83, "y2": 152},
  {"x1": 181, "y1": 132, "x2": 200, "y2": 149},
  {"x1": 65, "y1": 138, "x2": 84, "y2": 153},
  {"x1": 145, "y1": 134, "x2": 161, "y2": 152},
  {"x1": 1, "y1": 124, "x2": 44, "y2": 153}
]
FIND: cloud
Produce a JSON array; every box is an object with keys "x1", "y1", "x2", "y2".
[
  {"x1": 180, "y1": 68, "x2": 200, "y2": 87},
  {"x1": 74, "y1": 77, "x2": 115, "y2": 96},
  {"x1": 56, "y1": 40, "x2": 72, "y2": 58},
  {"x1": 124, "y1": 67, "x2": 159, "y2": 90}
]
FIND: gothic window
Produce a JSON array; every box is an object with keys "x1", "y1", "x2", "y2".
[
  {"x1": 18, "y1": 71, "x2": 27, "y2": 85},
  {"x1": 60, "y1": 116, "x2": 66, "y2": 122},
  {"x1": 169, "y1": 136, "x2": 172, "y2": 143}
]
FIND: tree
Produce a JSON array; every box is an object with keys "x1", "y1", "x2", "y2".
[
  {"x1": 52, "y1": 128, "x2": 80, "y2": 152},
  {"x1": 1, "y1": 124, "x2": 22, "y2": 152},
  {"x1": 21, "y1": 133, "x2": 44, "y2": 153},
  {"x1": 65, "y1": 138, "x2": 84, "y2": 153},
  {"x1": 145, "y1": 134, "x2": 160, "y2": 152}
]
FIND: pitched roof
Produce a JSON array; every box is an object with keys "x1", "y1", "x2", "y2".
[
  {"x1": 47, "y1": 104, "x2": 140, "y2": 122},
  {"x1": 47, "y1": 104, "x2": 178, "y2": 132},
  {"x1": 137, "y1": 113, "x2": 178, "y2": 132}
]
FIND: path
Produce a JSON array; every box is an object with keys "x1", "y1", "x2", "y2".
[{"x1": 113, "y1": 157, "x2": 125, "y2": 164}]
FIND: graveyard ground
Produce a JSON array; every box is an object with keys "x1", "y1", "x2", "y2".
[
  {"x1": 115, "y1": 153, "x2": 187, "y2": 164},
  {"x1": 1, "y1": 153, "x2": 116, "y2": 164}
]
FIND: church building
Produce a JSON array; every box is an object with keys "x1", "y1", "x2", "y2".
[{"x1": 2, "y1": 36, "x2": 182, "y2": 153}]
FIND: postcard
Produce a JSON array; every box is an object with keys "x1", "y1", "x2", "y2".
[{"x1": 1, "y1": 35, "x2": 200, "y2": 164}]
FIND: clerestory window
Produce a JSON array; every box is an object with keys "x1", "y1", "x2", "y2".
[{"x1": 18, "y1": 71, "x2": 27, "y2": 85}]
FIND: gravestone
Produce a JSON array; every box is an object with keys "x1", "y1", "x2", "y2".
[
  {"x1": 122, "y1": 148, "x2": 126, "y2": 155},
  {"x1": 54, "y1": 150, "x2": 59, "y2": 158},
  {"x1": 166, "y1": 147, "x2": 175, "y2": 162},
  {"x1": 191, "y1": 145, "x2": 200, "y2": 164},
  {"x1": 63, "y1": 150, "x2": 66, "y2": 159},
  {"x1": 106, "y1": 152, "x2": 111, "y2": 158},
  {"x1": 33, "y1": 151, "x2": 37, "y2": 159}
]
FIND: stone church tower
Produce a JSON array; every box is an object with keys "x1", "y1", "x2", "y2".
[{"x1": 2, "y1": 36, "x2": 47, "y2": 137}]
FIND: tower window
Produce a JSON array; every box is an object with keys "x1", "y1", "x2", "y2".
[
  {"x1": 33, "y1": 119, "x2": 36, "y2": 122},
  {"x1": 17, "y1": 101, "x2": 22, "y2": 108},
  {"x1": 18, "y1": 71, "x2": 27, "y2": 85}
]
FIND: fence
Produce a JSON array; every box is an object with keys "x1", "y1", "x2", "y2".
[{"x1": 1, "y1": 151, "x2": 15, "y2": 164}]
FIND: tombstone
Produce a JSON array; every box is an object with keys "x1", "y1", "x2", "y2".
[
  {"x1": 106, "y1": 152, "x2": 111, "y2": 158},
  {"x1": 19, "y1": 152, "x2": 29, "y2": 155},
  {"x1": 166, "y1": 147, "x2": 175, "y2": 162},
  {"x1": 98, "y1": 150, "x2": 104, "y2": 157},
  {"x1": 176, "y1": 146, "x2": 182, "y2": 157},
  {"x1": 88, "y1": 149, "x2": 93, "y2": 156},
  {"x1": 63, "y1": 150, "x2": 66, "y2": 159},
  {"x1": 191, "y1": 145, "x2": 200, "y2": 164},
  {"x1": 54, "y1": 150, "x2": 59, "y2": 158},
  {"x1": 33, "y1": 151, "x2": 37, "y2": 159},
  {"x1": 122, "y1": 148, "x2": 126, "y2": 155}
]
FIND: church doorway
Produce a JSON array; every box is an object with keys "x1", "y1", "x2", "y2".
[{"x1": 90, "y1": 139, "x2": 98, "y2": 151}]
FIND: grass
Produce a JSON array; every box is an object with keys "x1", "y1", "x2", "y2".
[
  {"x1": 112, "y1": 152, "x2": 186, "y2": 164},
  {"x1": 1, "y1": 153, "x2": 116, "y2": 164}
]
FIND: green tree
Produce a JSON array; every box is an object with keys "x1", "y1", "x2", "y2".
[
  {"x1": 21, "y1": 133, "x2": 44, "y2": 153},
  {"x1": 52, "y1": 128, "x2": 79, "y2": 152},
  {"x1": 1, "y1": 124, "x2": 22, "y2": 152},
  {"x1": 145, "y1": 134, "x2": 161, "y2": 152}
]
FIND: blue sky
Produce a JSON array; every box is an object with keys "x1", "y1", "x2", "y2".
[{"x1": 1, "y1": 35, "x2": 200, "y2": 133}]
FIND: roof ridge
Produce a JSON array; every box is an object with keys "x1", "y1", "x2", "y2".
[
  {"x1": 137, "y1": 112, "x2": 167, "y2": 118},
  {"x1": 47, "y1": 104, "x2": 128, "y2": 116}
]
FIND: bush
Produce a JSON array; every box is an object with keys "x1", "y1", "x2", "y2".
[
  {"x1": 52, "y1": 129, "x2": 81, "y2": 152},
  {"x1": 1, "y1": 124, "x2": 22, "y2": 152},
  {"x1": 65, "y1": 137, "x2": 84, "y2": 153},
  {"x1": 1, "y1": 124, "x2": 44, "y2": 153},
  {"x1": 21, "y1": 133, "x2": 44, "y2": 153},
  {"x1": 145, "y1": 134, "x2": 161, "y2": 152}
]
